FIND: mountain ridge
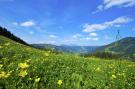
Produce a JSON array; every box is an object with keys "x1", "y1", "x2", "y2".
[
  {"x1": 32, "y1": 44, "x2": 99, "y2": 53},
  {"x1": 94, "y1": 37, "x2": 135, "y2": 59}
]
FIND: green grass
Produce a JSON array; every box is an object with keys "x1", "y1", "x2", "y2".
[{"x1": 0, "y1": 36, "x2": 135, "y2": 89}]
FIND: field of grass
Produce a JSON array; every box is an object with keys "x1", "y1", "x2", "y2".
[{"x1": 0, "y1": 35, "x2": 135, "y2": 89}]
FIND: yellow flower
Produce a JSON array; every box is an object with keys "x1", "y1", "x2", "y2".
[
  {"x1": 0, "y1": 71, "x2": 6, "y2": 78},
  {"x1": 44, "y1": 53, "x2": 49, "y2": 56},
  {"x1": 4, "y1": 73, "x2": 11, "y2": 78},
  {"x1": 57, "y1": 80, "x2": 63, "y2": 86},
  {"x1": 95, "y1": 67, "x2": 100, "y2": 72},
  {"x1": 18, "y1": 70, "x2": 28, "y2": 77},
  {"x1": 0, "y1": 64, "x2": 3, "y2": 69},
  {"x1": 28, "y1": 77, "x2": 32, "y2": 80},
  {"x1": 5, "y1": 42, "x2": 10, "y2": 46},
  {"x1": 18, "y1": 63, "x2": 29, "y2": 69},
  {"x1": 35, "y1": 77, "x2": 40, "y2": 83},
  {"x1": 0, "y1": 71, "x2": 11, "y2": 79},
  {"x1": 25, "y1": 59, "x2": 31, "y2": 63},
  {"x1": 0, "y1": 46, "x2": 3, "y2": 49},
  {"x1": 111, "y1": 74, "x2": 117, "y2": 79}
]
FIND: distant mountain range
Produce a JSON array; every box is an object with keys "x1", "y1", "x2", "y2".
[
  {"x1": 32, "y1": 37, "x2": 135, "y2": 57},
  {"x1": 95, "y1": 37, "x2": 135, "y2": 57},
  {"x1": 32, "y1": 44, "x2": 99, "y2": 53}
]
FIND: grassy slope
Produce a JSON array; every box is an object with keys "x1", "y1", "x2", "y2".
[
  {"x1": 96, "y1": 37, "x2": 135, "y2": 55},
  {"x1": 0, "y1": 36, "x2": 135, "y2": 89}
]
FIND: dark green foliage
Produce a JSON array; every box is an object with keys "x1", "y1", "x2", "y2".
[
  {"x1": 0, "y1": 26, "x2": 29, "y2": 46},
  {"x1": 82, "y1": 52, "x2": 121, "y2": 59}
]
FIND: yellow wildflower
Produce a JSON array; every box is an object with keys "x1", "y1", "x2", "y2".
[
  {"x1": 0, "y1": 64, "x2": 3, "y2": 69},
  {"x1": 18, "y1": 63, "x2": 29, "y2": 69},
  {"x1": 28, "y1": 77, "x2": 32, "y2": 80},
  {"x1": 5, "y1": 42, "x2": 10, "y2": 46},
  {"x1": 4, "y1": 73, "x2": 11, "y2": 78},
  {"x1": 0, "y1": 46, "x2": 2, "y2": 49},
  {"x1": 44, "y1": 53, "x2": 49, "y2": 56},
  {"x1": 35, "y1": 77, "x2": 40, "y2": 83},
  {"x1": 25, "y1": 59, "x2": 31, "y2": 63},
  {"x1": 0, "y1": 71, "x2": 11, "y2": 79},
  {"x1": 111, "y1": 74, "x2": 117, "y2": 79},
  {"x1": 95, "y1": 67, "x2": 100, "y2": 72},
  {"x1": 0, "y1": 71, "x2": 6, "y2": 78},
  {"x1": 18, "y1": 70, "x2": 28, "y2": 77},
  {"x1": 57, "y1": 80, "x2": 63, "y2": 86}
]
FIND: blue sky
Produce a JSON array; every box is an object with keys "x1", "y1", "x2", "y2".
[{"x1": 0, "y1": 0, "x2": 135, "y2": 46}]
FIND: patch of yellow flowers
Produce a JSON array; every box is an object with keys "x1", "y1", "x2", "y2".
[
  {"x1": 95, "y1": 67, "x2": 101, "y2": 72},
  {"x1": 18, "y1": 63, "x2": 29, "y2": 69},
  {"x1": 35, "y1": 77, "x2": 41, "y2": 83},
  {"x1": 0, "y1": 46, "x2": 3, "y2": 49},
  {"x1": 111, "y1": 74, "x2": 117, "y2": 79},
  {"x1": 5, "y1": 42, "x2": 10, "y2": 46},
  {"x1": 0, "y1": 71, "x2": 11, "y2": 79},
  {"x1": 44, "y1": 53, "x2": 49, "y2": 56},
  {"x1": 57, "y1": 80, "x2": 63, "y2": 86},
  {"x1": 0, "y1": 64, "x2": 3, "y2": 69},
  {"x1": 18, "y1": 70, "x2": 28, "y2": 77},
  {"x1": 18, "y1": 63, "x2": 29, "y2": 77}
]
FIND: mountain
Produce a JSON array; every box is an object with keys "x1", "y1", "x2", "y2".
[
  {"x1": 95, "y1": 37, "x2": 135, "y2": 58},
  {"x1": 32, "y1": 44, "x2": 99, "y2": 53},
  {"x1": 32, "y1": 37, "x2": 135, "y2": 55},
  {"x1": 0, "y1": 26, "x2": 29, "y2": 46}
]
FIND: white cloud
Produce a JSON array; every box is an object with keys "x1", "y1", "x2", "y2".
[
  {"x1": 89, "y1": 33, "x2": 98, "y2": 36},
  {"x1": 20, "y1": 20, "x2": 35, "y2": 27},
  {"x1": 13, "y1": 20, "x2": 35, "y2": 27},
  {"x1": 72, "y1": 34, "x2": 82, "y2": 38},
  {"x1": 104, "y1": 0, "x2": 135, "y2": 9},
  {"x1": 38, "y1": 40, "x2": 56, "y2": 44},
  {"x1": 115, "y1": 25, "x2": 121, "y2": 27},
  {"x1": 92, "y1": 37, "x2": 99, "y2": 41},
  {"x1": 49, "y1": 35, "x2": 57, "y2": 38},
  {"x1": 83, "y1": 16, "x2": 133, "y2": 32},
  {"x1": 80, "y1": 37, "x2": 99, "y2": 41},
  {"x1": 46, "y1": 41, "x2": 56, "y2": 44},
  {"x1": 12, "y1": 22, "x2": 18, "y2": 26},
  {"x1": 94, "y1": 0, "x2": 135, "y2": 13}
]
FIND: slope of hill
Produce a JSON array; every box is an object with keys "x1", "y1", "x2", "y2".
[
  {"x1": 0, "y1": 36, "x2": 135, "y2": 89},
  {"x1": 32, "y1": 44, "x2": 99, "y2": 53},
  {"x1": 0, "y1": 26, "x2": 28, "y2": 46},
  {"x1": 95, "y1": 37, "x2": 135, "y2": 57}
]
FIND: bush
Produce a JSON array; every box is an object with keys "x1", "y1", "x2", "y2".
[{"x1": 82, "y1": 52, "x2": 121, "y2": 59}]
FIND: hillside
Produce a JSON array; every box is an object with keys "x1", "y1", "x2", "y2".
[
  {"x1": 0, "y1": 26, "x2": 28, "y2": 46},
  {"x1": 0, "y1": 35, "x2": 135, "y2": 89},
  {"x1": 95, "y1": 37, "x2": 135, "y2": 57},
  {"x1": 32, "y1": 44, "x2": 99, "y2": 53}
]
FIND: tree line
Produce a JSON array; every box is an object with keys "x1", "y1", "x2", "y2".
[{"x1": 0, "y1": 26, "x2": 29, "y2": 46}]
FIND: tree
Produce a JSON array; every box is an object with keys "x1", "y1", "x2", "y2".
[{"x1": 0, "y1": 26, "x2": 29, "y2": 46}]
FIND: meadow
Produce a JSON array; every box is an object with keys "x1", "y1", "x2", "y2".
[{"x1": 0, "y1": 35, "x2": 135, "y2": 89}]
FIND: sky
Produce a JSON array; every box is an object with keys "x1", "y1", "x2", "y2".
[{"x1": 0, "y1": 0, "x2": 135, "y2": 46}]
